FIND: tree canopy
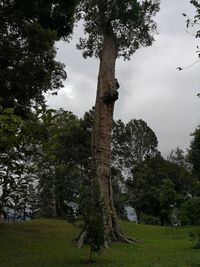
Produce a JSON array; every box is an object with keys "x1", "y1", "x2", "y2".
[
  {"x1": 77, "y1": 0, "x2": 160, "y2": 59},
  {"x1": 0, "y1": 0, "x2": 77, "y2": 114}
]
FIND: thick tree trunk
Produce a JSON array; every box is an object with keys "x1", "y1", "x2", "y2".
[
  {"x1": 90, "y1": 34, "x2": 139, "y2": 245},
  {"x1": 92, "y1": 34, "x2": 119, "y2": 243},
  {"x1": 77, "y1": 33, "x2": 140, "y2": 247}
]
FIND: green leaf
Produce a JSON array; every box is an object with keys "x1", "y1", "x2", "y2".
[
  {"x1": 11, "y1": 114, "x2": 22, "y2": 123},
  {"x1": 0, "y1": 114, "x2": 9, "y2": 121},
  {"x1": 2, "y1": 108, "x2": 14, "y2": 114}
]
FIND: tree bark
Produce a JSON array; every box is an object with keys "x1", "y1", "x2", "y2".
[
  {"x1": 90, "y1": 33, "x2": 140, "y2": 245},
  {"x1": 77, "y1": 31, "x2": 140, "y2": 248},
  {"x1": 92, "y1": 33, "x2": 119, "y2": 243}
]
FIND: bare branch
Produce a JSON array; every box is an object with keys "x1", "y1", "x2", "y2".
[{"x1": 177, "y1": 59, "x2": 200, "y2": 71}]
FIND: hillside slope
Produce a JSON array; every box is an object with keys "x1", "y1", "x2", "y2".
[{"x1": 0, "y1": 219, "x2": 199, "y2": 267}]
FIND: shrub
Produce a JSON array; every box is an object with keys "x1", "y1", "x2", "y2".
[
  {"x1": 180, "y1": 198, "x2": 200, "y2": 225},
  {"x1": 189, "y1": 227, "x2": 200, "y2": 249},
  {"x1": 141, "y1": 214, "x2": 160, "y2": 225}
]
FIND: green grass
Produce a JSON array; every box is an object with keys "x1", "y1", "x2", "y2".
[{"x1": 0, "y1": 219, "x2": 200, "y2": 267}]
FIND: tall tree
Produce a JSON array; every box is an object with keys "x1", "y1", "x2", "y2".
[
  {"x1": 112, "y1": 119, "x2": 158, "y2": 182},
  {"x1": 76, "y1": 0, "x2": 160, "y2": 245}
]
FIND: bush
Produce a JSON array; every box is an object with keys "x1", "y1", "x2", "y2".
[
  {"x1": 180, "y1": 198, "x2": 200, "y2": 225},
  {"x1": 141, "y1": 214, "x2": 160, "y2": 225},
  {"x1": 189, "y1": 227, "x2": 200, "y2": 249}
]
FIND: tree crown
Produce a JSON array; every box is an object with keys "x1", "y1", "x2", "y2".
[{"x1": 76, "y1": 0, "x2": 160, "y2": 59}]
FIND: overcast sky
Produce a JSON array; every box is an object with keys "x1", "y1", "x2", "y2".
[{"x1": 47, "y1": 0, "x2": 200, "y2": 156}]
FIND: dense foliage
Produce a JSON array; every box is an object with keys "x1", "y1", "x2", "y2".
[
  {"x1": 1, "y1": 105, "x2": 199, "y2": 227},
  {"x1": 189, "y1": 126, "x2": 200, "y2": 183},
  {"x1": 76, "y1": 0, "x2": 160, "y2": 59},
  {"x1": 0, "y1": 0, "x2": 76, "y2": 115}
]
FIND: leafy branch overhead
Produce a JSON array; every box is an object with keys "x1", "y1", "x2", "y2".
[
  {"x1": 0, "y1": 0, "x2": 77, "y2": 115},
  {"x1": 177, "y1": 1, "x2": 200, "y2": 97},
  {"x1": 177, "y1": 1, "x2": 200, "y2": 71}
]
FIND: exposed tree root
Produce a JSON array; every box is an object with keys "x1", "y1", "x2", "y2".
[
  {"x1": 109, "y1": 227, "x2": 142, "y2": 244},
  {"x1": 76, "y1": 229, "x2": 87, "y2": 248},
  {"x1": 115, "y1": 231, "x2": 142, "y2": 244},
  {"x1": 75, "y1": 228, "x2": 142, "y2": 248}
]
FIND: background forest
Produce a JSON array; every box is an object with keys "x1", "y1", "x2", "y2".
[{"x1": 1, "y1": 103, "x2": 200, "y2": 227}]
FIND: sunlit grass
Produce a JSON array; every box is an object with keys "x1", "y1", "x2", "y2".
[{"x1": 0, "y1": 219, "x2": 200, "y2": 267}]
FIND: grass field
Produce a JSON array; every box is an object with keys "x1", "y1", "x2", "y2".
[{"x1": 0, "y1": 219, "x2": 200, "y2": 267}]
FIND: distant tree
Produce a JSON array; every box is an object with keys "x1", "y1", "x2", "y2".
[
  {"x1": 79, "y1": 108, "x2": 95, "y2": 179},
  {"x1": 189, "y1": 126, "x2": 200, "y2": 183},
  {"x1": 126, "y1": 154, "x2": 164, "y2": 223},
  {"x1": 111, "y1": 120, "x2": 128, "y2": 217},
  {"x1": 159, "y1": 178, "x2": 177, "y2": 225},
  {"x1": 76, "y1": 0, "x2": 160, "y2": 245},
  {"x1": 113, "y1": 119, "x2": 158, "y2": 172},
  {"x1": 168, "y1": 147, "x2": 189, "y2": 169},
  {"x1": 124, "y1": 119, "x2": 158, "y2": 167},
  {"x1": 112, "y1": 119, "x2": 158, "y2": 219},
  {"x1": 111, "y1": 166, "x2": 128, "y2": 219},
  {"x1": 168, "y1": 147, "x2": 197, "y2": 198},
  {"x1": 126, "y1": 151, "x2": 195, "y2": 225}
]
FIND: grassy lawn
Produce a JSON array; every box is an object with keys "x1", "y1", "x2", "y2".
[{"x1": 0, "y1": 219, "x2": 200, "y2": 267}]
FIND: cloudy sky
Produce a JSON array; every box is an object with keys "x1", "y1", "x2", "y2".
[{"x1": 47, "y1": 0, "x2": 200, "y2": 156}]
